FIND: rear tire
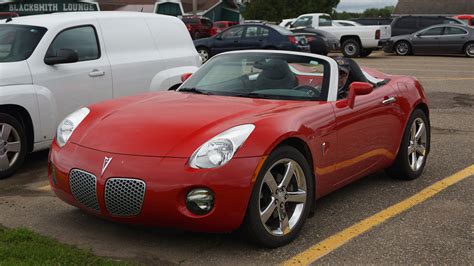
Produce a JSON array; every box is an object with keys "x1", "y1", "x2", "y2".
[
  {"x1": 359, "y1": 49, "x2": 373, "y2": 57},
  {"x1": 243, "y1": 145, "x2": 314, "y2": 248},
  {"x1": 341, "y1": 39, "x2": 361, "y2": 58},
  {"x1": 0, "y1": 113, "x2": 28, "y2": 179},
  {"x1": 197, "y1": 47, "x2": 210, "y2": 63},
  {"x1": 386, "y1": 109, "x2": 430, "y2": 180},
  {"x1": 464, "y1": 42, "x2": 474, "y2": 57},
  {"x1": 394, "y1": 41, "x2": 411, "y2": 56}
]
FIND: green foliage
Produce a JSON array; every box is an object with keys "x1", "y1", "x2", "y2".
[
  {"x1": 241, "y1": 0, "x2": 340, "y2": 22},
  {"x1": 361, "y1": 6, "x2": 394, "y2": 18},
  {"x1": 0, "y1": 227, "x2": 131, "y2": 266}
]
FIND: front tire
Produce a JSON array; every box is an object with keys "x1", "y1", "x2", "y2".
[
  {"x1": 0, "y1": 113, "x2": 27, "y2": 179},
  {"x1": 386, "y1": 109, "x2": 430, "y2": 180},
  {"x1": 395, "y1": 41, "x2": 411, "y2": 56},
  {"x1": 341, "y1": 39, "x2": 361, "y2": 58},
  {"x1": 243, "y1": 146, "x2": 314, "y2": 248}
]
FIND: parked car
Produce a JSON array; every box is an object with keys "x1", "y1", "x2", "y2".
[
  {"x1": 288, "y1": 13, "x2": 391, "y2": 57},
  {"x1": 332, "y1": 20, "x2": 361, "y2": 27},
  {"x1": 49, "y1": 50, "x2": 430, "y2": 247},
  {"x1": 0, "y1": 12, "x2": 18, "y2": 20},
  {"x1": 279, "y1": 18, "x2": 296, "y2": 28},
  {"x1": 211, "y1": 21, "x2": 239, "y2": 36},
  {"x1": 290, "y1": 28, "x2": 339, "y2": 55},
  {"x1": 390, "y1": 15, "x2": 463, "y2": 37},
  {"x1": 193, "y1": 24, "x2": 310, "y2": 62},
  {"x1": 454, "y1": 14, "x2": 474, "y2": 26},
  {"x1": 0, "y1": 12, "x2": 200, "y2": 178},
  {"x1": 351, "y1": 17, "x2": 393, "y2": 26},
  {"x1": 182, "y1": 15, "x2": 213, "y2": 39},
  {"x1": 384, "y1": 24, "x2": 474, "y2": 57}
]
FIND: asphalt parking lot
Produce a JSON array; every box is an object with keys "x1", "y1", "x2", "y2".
[{"x1": 0, "y1": 52, "x2": 473, "y2": 265}]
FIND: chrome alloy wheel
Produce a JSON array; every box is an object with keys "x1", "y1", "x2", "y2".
[
  {"x1": 408, "y1": 118, "x2": 427, "y2": 172},
  {"x1": 396, "y1": 42, "x2": 409, "y2": 55},
  {"x1": 344, "y1": 43, "x2": 357, "y2": 56},
  {"x1": 258, "y1": 159, "x2": 307, "y2": 236},
  {"x1": 198, "y1": 49, "x2": 209, "y2": 62},
  {"x1": 0, "y1": 123, "x2": 21, "y2": 171}
]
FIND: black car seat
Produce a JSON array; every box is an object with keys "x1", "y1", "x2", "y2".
[
  {"x1": 254, "y1": 59, "x2": 298, "y2": 90},
  {"x1": 335, "y1": 57, "x2": 370, "y2": 98}
]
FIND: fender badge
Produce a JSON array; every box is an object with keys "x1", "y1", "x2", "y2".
[{"x1": 101, "y1": 157, "x2": 113, "y2": 176}]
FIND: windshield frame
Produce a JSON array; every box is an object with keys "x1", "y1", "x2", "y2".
[
  {"x1": 179, "y1": 50, "x2": 339, "y2": 102},
  {"x1": 0, "y1": 24, "x2": 47, "y2": 63}
]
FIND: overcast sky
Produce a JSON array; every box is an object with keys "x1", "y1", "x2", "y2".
[{"x1": 336, "y1": 0, "x2": 399, "y2": 12}]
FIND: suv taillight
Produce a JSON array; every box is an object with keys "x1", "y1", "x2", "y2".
[
  {"x1": 375, "y1": 29, "x2": 381, "y2": 40},
  {"x1": 288, "y1": 36, "x2": 298, "y2": 45}
]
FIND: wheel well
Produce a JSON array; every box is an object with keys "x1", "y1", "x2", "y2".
[
  {"x1": 340, "y1": 35, "x2": 361, "y2": 46},
  {"x1": 196, "y1": 46, "x2": 208, "y2": 51},
  {"x1": 463, "y1": 41, "x2": 474, "y2": 51},
  {"x1": 0, "y1": 105, "x2": 34, "y2": 152},
  {"x1": 169, "y1": 83, "x2": 182, "y2": 91},
  {"x1": 415, "y1": 102, "x2": 429, "y2": 119}
]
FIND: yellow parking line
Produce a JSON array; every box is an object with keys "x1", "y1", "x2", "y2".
[
  {"x1": 283, "y1": 165, "x2": 474, "y2": 266},
  {"x1": 37, "y1": 184, "x2": 51, "y2": 191}
]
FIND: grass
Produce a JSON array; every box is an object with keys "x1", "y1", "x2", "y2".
[{"x1": 0, "y1": 226, "x2": 131, "y2": 265}]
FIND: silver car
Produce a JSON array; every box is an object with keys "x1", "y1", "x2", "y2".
[{"x1": 384, "y1": 24, "x2": 474, "y2": 57}]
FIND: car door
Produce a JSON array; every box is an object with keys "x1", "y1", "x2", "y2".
[
  {"x1": 212, "y1": 26, "x2": 244, "y2": 54},
  {"x1": 331, "y1": 83, "x2": 402, "y2": 185},
  {"x1": 240, "y1": 26, "x2": 270, "y2": 49},
  {"x1": 438, "y1": 26, "x2": 469, "y2": 53},
  {"x1": 411, "y1": 26, "x2": 444, "y2": 53},
  {"x1": 29, "y1": 24, "x2": 112, "y2": 127}
]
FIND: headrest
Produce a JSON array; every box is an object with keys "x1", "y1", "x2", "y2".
[{"x1": 257, "y1": 59, "x2": 292, "y2": 80}]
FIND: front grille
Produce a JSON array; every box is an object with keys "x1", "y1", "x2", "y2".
[
  {"x1": 105, "y1": 178, "x2": 146, "y2": 216},
  {"x1": 69, "y1": 169, "x2": 100, "y2": 211}
]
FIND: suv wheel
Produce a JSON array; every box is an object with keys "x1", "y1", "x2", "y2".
[
  {"x1": 395, "y1": 41, "x2": 411, "y2": 56},
  {"x1": 0, "y1": 113, "x2": 27, "y2": 179},
  {"x1": 464, "y1": 42, "x2": 474, "y2": 57},
  {"x1": 341, "y1": 39, "x2": 361, "y2": 58}
]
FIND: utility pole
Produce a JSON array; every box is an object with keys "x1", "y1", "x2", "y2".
[{"x1": 193, "y1": 0, "x2": 197, "y2": 15}]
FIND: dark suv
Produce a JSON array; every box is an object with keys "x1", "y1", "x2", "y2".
[
  {"x1": 391, "y1": 16, "x2": 463, "y2": 36},
  {"x1": 182, "y1": 16, "x2": 213, "y2": 40}
]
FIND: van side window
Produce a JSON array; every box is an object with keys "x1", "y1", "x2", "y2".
[
  {"x1": 395, "y1": 17, "x2": 417, "y2": 29},
  {"x1": 46, "y1": 26, "x2": 100, "y2": 62}
]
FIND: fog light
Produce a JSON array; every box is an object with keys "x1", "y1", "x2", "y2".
[{"x1": 186, "y1": 188, "x2": 214, "y2": 215}]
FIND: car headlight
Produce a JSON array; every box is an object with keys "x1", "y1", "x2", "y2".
[
  {"x1": 56, "y1": 107, "x2": 90, "y2": 148},
  {"x1": 189, "y1": 124, "x2": 255, "y2": 169}
]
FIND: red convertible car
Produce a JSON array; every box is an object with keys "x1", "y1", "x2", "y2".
[{"x1": 49, "y1": 51, "x2": 430, "y2": 247}]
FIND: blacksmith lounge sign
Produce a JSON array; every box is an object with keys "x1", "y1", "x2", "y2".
[{"x1": 0, "y1": 0, "x2": 100, "y2": 16}]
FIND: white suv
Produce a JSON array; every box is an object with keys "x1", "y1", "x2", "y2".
[{"x1": 0, "y1": 12, "x2": 201, "y2": 178}]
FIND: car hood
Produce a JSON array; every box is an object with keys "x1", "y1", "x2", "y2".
[
  {"x1": 0, "y1": 61, "x2": 32, "y2": 86},
  {"x1": 72, "y1": 91, "x2": 313, "y2": 157}
]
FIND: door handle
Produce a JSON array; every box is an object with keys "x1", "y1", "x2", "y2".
[
  {"x1": 89, "y1": 69, "x2": 105, "y2": 77},
  {"x1": 382, "y1": 96, "x2": 397, "y2": 104}
]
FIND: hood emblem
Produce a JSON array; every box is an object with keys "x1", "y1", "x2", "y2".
[{"x1": 101, "y1": 157, "x2": 113, "y2": 176}]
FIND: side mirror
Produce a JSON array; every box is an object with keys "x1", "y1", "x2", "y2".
[
  {"x1": 215, "y1": 34, "x2": 223, "y2": 40},
  {"x1": 181, "y1": 73, "x2": 193, "y2": 82},
  {"x1": 44, "y1": 49, "x2": 79, "y2": 65},
  {"x1": 347, "y1": 82, "x2": 373, "y2": 109}
]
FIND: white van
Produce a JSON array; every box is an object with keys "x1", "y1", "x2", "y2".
[{"x1": 0, "y1": 12, "x2": 201, "y2": 178}]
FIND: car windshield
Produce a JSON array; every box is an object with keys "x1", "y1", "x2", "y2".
[
  {"x1": 0, "y1": 24, "x2": 47, "y2": 63},
  {"x1": 179, "y1": 53, "x2": 329, "y2": 101}
]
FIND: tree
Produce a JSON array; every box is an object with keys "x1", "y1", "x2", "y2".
[
  {"x1": 360, "y1": 6, "x2": 394, "y2": 18},
  {"x1": 241, "y1": 0, "x2": 340, "y2": 22}
]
